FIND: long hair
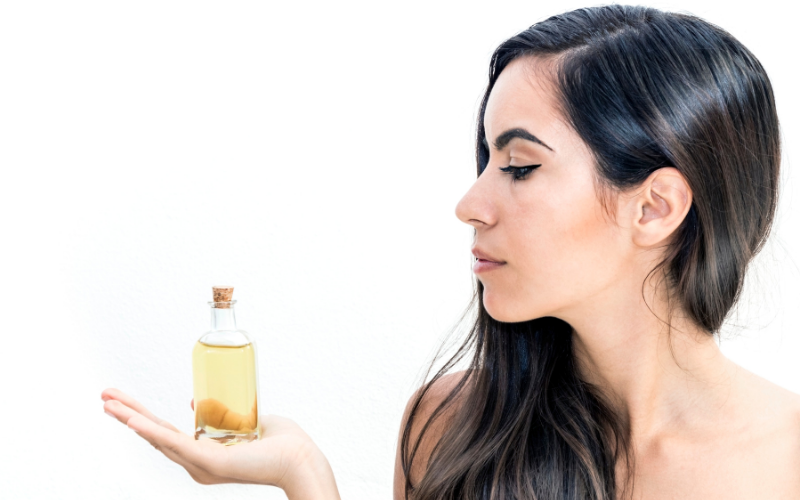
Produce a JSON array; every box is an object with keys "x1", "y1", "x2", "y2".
[{"x1": 401, "y1": 5, "x2": 781, "y2": 499}]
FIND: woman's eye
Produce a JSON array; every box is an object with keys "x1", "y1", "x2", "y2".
[{"x1": 499, "y1": 164, "x2": 541, "y2": 181}]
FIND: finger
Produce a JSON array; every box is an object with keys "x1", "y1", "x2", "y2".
[
  {"x1": 104, "y1": 399, "x2": 141, "y2": 425},
  {"x1": 128, "y1": 427, "x2": 260, "y2": 487},
  {"x1": 104, "y1": 399, "x2": 183, "y2": 434},
  {"x1": 126, "y1": 415, "x2": 253, "y2": 484},
  {"x1": 191, "y1": 398, "x2": 194, "y2": 411},
  {"x1": 120, "y1": 413, "x2": 215, "y2": 481},
  {"x1": 127, "y1": 414, "x2": 214, "y2": 471},
  {"x1": 101, "y1": 388, "x2": 161, "y2": 422}
]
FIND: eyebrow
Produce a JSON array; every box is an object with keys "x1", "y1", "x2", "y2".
[{"x1": 485, "y1": 128, "x2": 554, "y2": 152}]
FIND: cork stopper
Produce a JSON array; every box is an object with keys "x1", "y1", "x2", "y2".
[{"x1": 212, "y1": 286, "x2": 234, "y2": 308}]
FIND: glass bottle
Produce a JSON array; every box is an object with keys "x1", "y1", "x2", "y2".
[{"x1": 192, "y1": 286, "x2": 261, "y2": 445}]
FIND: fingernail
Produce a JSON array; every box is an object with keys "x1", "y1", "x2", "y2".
[{"x1": 105, "y1": 410, "x2": 115, "y2": 418}]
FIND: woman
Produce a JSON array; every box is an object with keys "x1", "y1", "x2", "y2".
[{"x1": 102, "y1": 5, "x2": 800, "y2": 499}]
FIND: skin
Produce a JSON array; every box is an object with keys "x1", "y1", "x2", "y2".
[
  {"x1": 102, "y1": 388, "x2": 339, "y2": 498},
  {"x1": 104, "y1": 55, "x2": 800, "y2": 499},
  {"x1": 395, "y1": 56, "x2": 800, "y2": 498}
]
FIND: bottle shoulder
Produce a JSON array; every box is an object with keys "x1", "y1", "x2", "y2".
[{"x1": 197, "y1": 329, "x2": 252, "y2": 347}]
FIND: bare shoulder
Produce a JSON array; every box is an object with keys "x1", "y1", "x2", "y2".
[
  {"x1": 413, "y1": 370, "x2": 471, "y2": 410},
  {"x1": 733, "y1": 363, "x2": 800, "y2": 427},
  {"x1": 730, "y1": 363, "x2": 800, "y2": 489},
  {"x1": 393, "y1": 370, "x2": 473, "y2": 500}
]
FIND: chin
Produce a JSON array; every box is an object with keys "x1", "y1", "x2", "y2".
[{"x1": 482, "y1": 288, "x2": 534, "y2": 323}]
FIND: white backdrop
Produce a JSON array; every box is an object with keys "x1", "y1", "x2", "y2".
[{"x1": 1, "y1": 1, "x2": 798, "y2": 498}]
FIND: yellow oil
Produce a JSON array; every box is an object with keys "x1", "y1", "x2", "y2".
[{"x1": 192, "y1": 341, "x2": 260, "y2": 445}]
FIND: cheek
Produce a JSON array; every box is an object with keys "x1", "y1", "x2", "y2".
[
  {"x1": 549, "y1": 201, "x2": 620, "y2": 296},
  {"x1": 483, "y1": 181, "x2": 622, "y2": 321}
]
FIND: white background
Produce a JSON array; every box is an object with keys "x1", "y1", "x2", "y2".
[{"x1": 1, "y1": 1, "x2": 798, "y2": 498}]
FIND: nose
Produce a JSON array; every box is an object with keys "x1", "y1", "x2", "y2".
[{"x1": 455, "y1": 171, "x2": 497, "y2": 229}]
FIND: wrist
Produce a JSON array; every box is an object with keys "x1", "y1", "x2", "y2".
[{"x1": 279, "y1": 441, "x2": 340, "y2": 500}]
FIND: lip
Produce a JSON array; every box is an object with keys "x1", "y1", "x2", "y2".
[{"x1": 471, "y1": 247, "x2": 506, "y2": 274}]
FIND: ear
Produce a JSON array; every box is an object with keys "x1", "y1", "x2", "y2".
[{"x1": 629, "y1": 167, "x2": 692, "y2": 248}]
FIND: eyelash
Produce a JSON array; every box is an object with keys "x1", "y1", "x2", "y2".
[{"x1": 499, "y1": 164, "x2": 541, "y2": 181}]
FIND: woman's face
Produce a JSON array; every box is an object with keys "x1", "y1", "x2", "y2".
[{"x1": 455, "y1": 57, "x2": 630, "y2": 323}]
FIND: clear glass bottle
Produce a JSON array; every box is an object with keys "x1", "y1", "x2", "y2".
[{"x1": 192, "y1": 286, "x2": 261, "y2": 445}]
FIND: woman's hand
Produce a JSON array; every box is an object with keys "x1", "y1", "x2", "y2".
[{"x1": 101, "y1": 388, "x2": 340, "y2": 500}]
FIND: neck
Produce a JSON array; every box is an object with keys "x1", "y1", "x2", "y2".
[{"x1": 559, "y1": 272, "x2": 735, "y2": 441}]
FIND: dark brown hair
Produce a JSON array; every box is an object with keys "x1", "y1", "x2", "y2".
[{"x1": 401, "y1": 5, "x2": 780, "y2": 499}]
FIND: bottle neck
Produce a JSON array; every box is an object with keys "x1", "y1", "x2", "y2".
[{"x1": 210, "y1": 302, "x2": 237, "y2": 331}]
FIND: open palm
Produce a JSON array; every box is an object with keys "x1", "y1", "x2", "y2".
[{"x1": 101, "y1": 388, "x2": 338, "y2": 497}]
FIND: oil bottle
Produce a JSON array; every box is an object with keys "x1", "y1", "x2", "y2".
[{"x1": 192, "y1": 286, "x2": 261, "y2": 444}]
